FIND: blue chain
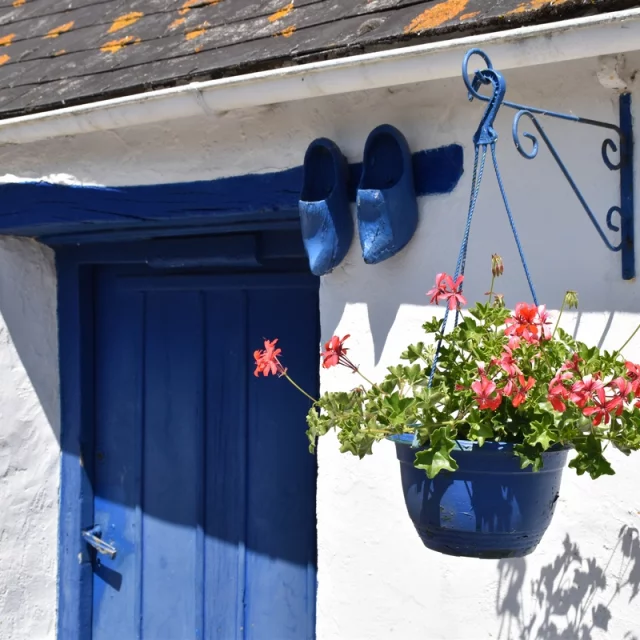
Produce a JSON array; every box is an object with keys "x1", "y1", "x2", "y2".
[
  {"x1": 427, "y1": 145, "x2": 487, "y2": 386},
  {"x1": 490, "y1": 143, "x2": 538, "y2": 305},
  {"x1": 413, "y1": 144, "x2": 488, "y2": 447},
  {"x1": 412, "y1": 59, "x2": 539, "y2": 449}
]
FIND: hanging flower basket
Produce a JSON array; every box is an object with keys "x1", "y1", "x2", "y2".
[
  {"x1": 390, "y1": 434, "x2": 568, "y2": 558},
  {"x1": 253, "y1": 255, "x2": 640, "y2": 559}
]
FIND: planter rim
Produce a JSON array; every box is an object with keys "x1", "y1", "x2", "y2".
[{"x1": 387, "y1": 433, "x2": 571, "y2": 453}]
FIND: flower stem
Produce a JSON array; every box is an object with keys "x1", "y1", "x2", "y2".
[
  {"x1": 355, "y1": 369, "x2": 375, "y2": 387},
  {"x1": 552, "y1": 297, "x2": 567, "y2": 338},
  {"x1": 283, "y1": 374, "x2": 317, "y2": 403},
  {"x1": 615, "y1": 321, "x2": 640, "y2": 357},
  {"x1": 487, "y1": 274, "x2": 496, "y2": 303}
]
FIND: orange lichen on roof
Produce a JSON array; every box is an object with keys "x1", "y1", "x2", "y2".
[
  {"x1": 0, "y1": 54, "x2": 10, "y2": 65},
  {"x1": 101, "y1": 35, "x2": 141, "y2": 53},
  {"x1": 506, "y1": 0, "x2": 569, "y2": 15},
  {"x1": 459, "y1": 11, "x2": 480, "y2": 21},
  {"x1": 269, "y1": 1, "x2": 294, "y2": 23},
  {"x1": 12, "y1": 0, "x2": 25, "y2": 6},
  {"x1": 194, "y1": 45, "x2": 203, "y2": 53},
  {"x1": 0, "y1": 34, "x2": 15, "y2": 47},
  {"x1": 405, "y1": 0, "x2": 468, "y2": 33},
  {"x1": 169, "y1": 17, "x2": 186, "y2": 30},
  {"x1": 108, "y1": 12, "x2": 144, "y2": 34},
  {"x1": 186, "y1": 23, "x2": 208, "y2": 40},
  {"x1": 179, "y1": 0, "x2": 221, "y2": 16},
  {"x1": 54, "y1": 49, "x2": 65, "y2": 56},
  {"x1": 275, "y1": 25, "x2": 296, "y2": 37},
  {"x1": 44, "y1": 21, "x2": 74, "y2": 39}
]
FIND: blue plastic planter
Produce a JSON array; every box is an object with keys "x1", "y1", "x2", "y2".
[{"x1": 390, "y1": 434, "x2": 569, "y2": 558}]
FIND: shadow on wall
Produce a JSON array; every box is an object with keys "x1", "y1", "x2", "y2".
[
  {"x1": 496, "y1": 527, "x2": 640, "y2": 640},
  {"x1": 0, "y1": 237, "x2": 60, "y2": 441}
]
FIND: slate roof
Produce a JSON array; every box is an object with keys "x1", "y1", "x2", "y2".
[{"x1": 0, "y1": 0, "x2": 635, "y2": 119}]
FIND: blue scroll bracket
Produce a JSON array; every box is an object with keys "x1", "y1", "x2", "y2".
[{"x1": 464, "y1": 48, "x2": 635, "y2": 281}]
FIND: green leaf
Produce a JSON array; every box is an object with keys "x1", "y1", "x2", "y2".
[
  {"x1": 413, "y1": 427, "x2": 458, "y2": 478},
  {"x1": 401, "y1": 342, "x2": 428, "y2": 364},
  {"x1": 422, "y1": 317, "x2": 444, "y2": 334},
  {"x1": 468, "y1": 422, "x2": 494, "y2": 447},
  {"x1": 528, "y1": 415, "x2": 554, "y2": 450},
  {"x1": 569, "y1": 434, "x2": 615, "y2": 479},
  {"x1": 514, "y1": 443, "x2": 544, "y2": 472}
]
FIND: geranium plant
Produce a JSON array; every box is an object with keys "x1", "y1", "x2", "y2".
[{"x1": 253, "y1": 256, "x2": 640, "y2": 479}]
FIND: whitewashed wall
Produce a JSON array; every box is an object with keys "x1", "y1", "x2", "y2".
[
  {"x1": 0, "y1": 238, "x2": 59, "y2": 640},
  {"x1": 2, "y1": 49, "x2": 640, "y2": 639}
]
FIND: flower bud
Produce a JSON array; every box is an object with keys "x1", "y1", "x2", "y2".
[
  {"x1": 564, "y1": 290, "x2": 579, "y2": 310},
  {"x1": 491, "y1": 254, "x2": 504, "y2": 278},
  {"x1": 493, "y1": 293, "x2": 505, "y2": 308}
]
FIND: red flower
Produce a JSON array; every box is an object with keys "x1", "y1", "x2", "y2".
[
  {"x1": 570, "y1": 375, "x2": 605, "y2": 408},
  {"x1": 471, "y1": 375, "x2": 502, "y2": 411},
  {"x1": 507, "y1": 335, "x2": 522, "y2": 351},
  {"x1": 547, "y1": 372, "x2": 572, "y2": 412},
  {"x1": 625, "y1": 361, "x2": 640, "y2": 393},
  {"x1": 502, "y1": 378, "x2": 516, "y2": 398},
  {"x1": 322, "y1": 334, "x2": 351, "y2": 369},
  {"x1": 254, "y1": 338, "x2": 284, "y2": 377},
  {"x1": 548, "y1": 393, "x2": 566, "y2": 413},
  {"x1": 442, "y1": 274, "x2": 467, "y2": 310},
  {"x1": 496, "y1": 347, "x2": 521, "y2": 377},
  {"x1": 561, "y1": 353, "x2": 583, "y2": 374},
  {"x1": 426, "y1": 273, "x2": 467, "y2": 310},
  {"x1": 536, "y1": 305, "x2": 553, "y2": 341},
  {"x1": 582, "y1": 387, "x2": 624, "y2": 426},
  {"x1": 427, "y1": 273, "x2": 449, "y2": 305},
  {"x1": 612, "y1": 376, "x2": 634, "y2": 398},
  {"x1": 512, "y1": 375, "x2": 535, "y2": 408},
  {"x1": 505, "y1": 303, "x2": 540, "y2": 344}
]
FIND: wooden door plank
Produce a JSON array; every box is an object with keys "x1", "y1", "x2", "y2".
[
  {"x1": 141, "y1": 290, "x2": 206, "y2": 638},
  {"x1": 204, "y1": 290, "x2": 248, "y2": 639},
  {"x1": 92, "y1": 269, "x2": 145, "y2": 640},
  {"x1": 245, "y1": 286, "x2": 319, "y2": 640}
]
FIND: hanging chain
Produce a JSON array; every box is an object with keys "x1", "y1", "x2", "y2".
[{"x1": 413, "y1": 53, "x2": 540, "y2": 448}]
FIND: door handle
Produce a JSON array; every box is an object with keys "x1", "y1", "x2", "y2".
[{"x1": 82, "y1": 525, "x2": 117, "y2": 559}]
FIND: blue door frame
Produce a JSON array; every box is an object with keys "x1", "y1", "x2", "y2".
[
  {"x1": 0, "y1": 147, "x2": 463, "y2": 637},
  {"x1": 55, "y1": 229, "x2": 319, "y2": 639}
]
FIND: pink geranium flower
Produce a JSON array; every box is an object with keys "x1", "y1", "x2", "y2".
[
  {"x1": 427, "y1": 273, "x2": 449, "y2": 305},
  {"x1": 496, "y1": 347, "x2": 521, "y2": 377},
  {"x1": 570, "y1": 375, "x2": 605, "y2": 408},
  {"x1": 512, "y1": 375, "x2": 535, "y2": 408},
  {"x1": 426, "y1": 273, "x2": 467, "y2": 310},
  {"x1": 505, "y1": 303, "x2": 540, "y2": 344},
  {"x1": 536, "y1": 305, "x2": 553, "y2": 341},
  {"x1": 472, "y1": 375, "x2": 502, "y2": 411},
  {"x1": 583, "y1": 387, "x2": 624, "y2": 426}
]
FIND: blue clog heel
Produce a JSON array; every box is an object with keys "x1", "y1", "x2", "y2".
[
  {"x1": 357, "y1": 125, "x2": 419, "y2": 264},
  {"x1": 299, "y1": 138, "x2": 353, "y2": 276}
]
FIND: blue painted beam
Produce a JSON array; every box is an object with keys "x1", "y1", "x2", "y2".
[{"x1": 0, "y1": 144, "x2": 463, "y2": 243}]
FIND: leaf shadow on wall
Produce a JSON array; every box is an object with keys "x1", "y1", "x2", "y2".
[{"x1": 496, "y1": 527, "x2": 640, "y2": 640}]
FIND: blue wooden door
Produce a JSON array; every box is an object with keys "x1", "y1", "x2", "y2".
[{"x1": 90, "y1": 263, "x2": 318, "y2": 639}]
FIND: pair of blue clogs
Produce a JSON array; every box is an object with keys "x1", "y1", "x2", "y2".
[{"x1": 299, "y1": 124, "x2": 419, "y2": 276}]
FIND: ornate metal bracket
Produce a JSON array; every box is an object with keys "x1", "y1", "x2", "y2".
[{"x1": 463, "y1": 48, "x2": 635, "y2": 280}]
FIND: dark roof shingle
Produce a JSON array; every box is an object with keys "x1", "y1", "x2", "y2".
[{"x1": 0, "y1": 0, "x2": 634, "y2": 119}]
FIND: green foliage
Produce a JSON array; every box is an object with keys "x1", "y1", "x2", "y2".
[{"x1": 305, "y1": 295, "x2": 640, "y2": 481}]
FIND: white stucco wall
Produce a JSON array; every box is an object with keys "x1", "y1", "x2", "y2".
[
  {"x1": 0, "y1": 237, "x2": 59, "y2": 640},
  {"x1": 2, "y1": 46, "x2": 640, "y2": 639}
]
